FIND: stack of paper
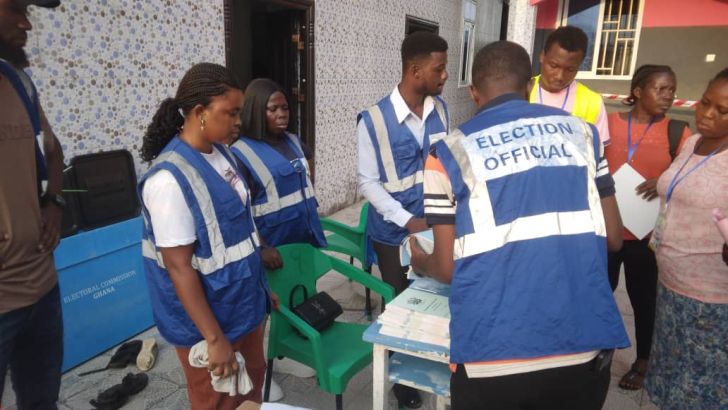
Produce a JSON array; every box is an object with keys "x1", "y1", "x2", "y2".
[{"x1": 377, "y1": 287, "x2": 450, "y2": 348}]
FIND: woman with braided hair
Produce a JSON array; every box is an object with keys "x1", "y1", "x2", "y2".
[{"x1": 139, "y1": 63, "x2": 274, "y2": 409}]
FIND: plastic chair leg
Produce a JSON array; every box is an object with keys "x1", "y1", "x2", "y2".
[
  {"x1": 263, "y1": 359, "x2": 274, "y2": 402},
  {"x1": 336, "y1": 394, "x2": 343, "y2": 410},
  {"x1": 365, "y1": 265, "x2": 372, "y2": 320}
]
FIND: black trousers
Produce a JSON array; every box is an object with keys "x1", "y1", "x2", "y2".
[
  {"x1": 608, "y1": 239, "x2": 657, "y2": 360},
  {"x1": 372, "y1": 240, "x2": 409, "y2": 295},
  {"x1": 451, "y1": 358, "x2": 610, "y2": 410}
]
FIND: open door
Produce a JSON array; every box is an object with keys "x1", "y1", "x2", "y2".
[{"x1": 224, "y1": 0, "x2": 315, "y2": 152}]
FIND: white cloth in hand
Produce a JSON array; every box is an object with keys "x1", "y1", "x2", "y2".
[{"x1": 188, "y1": 340, "x2": 253, "y2": 396}]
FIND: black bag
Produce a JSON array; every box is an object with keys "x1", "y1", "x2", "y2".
[{"x1": 289, "y1": 284, "x2": 342, "y2": 334}]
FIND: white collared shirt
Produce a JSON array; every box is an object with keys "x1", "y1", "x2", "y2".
[{"x1": 357, "y1": 86, "x2": 438, "y2": 229}]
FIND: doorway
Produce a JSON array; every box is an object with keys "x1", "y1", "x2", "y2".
[{"x1": 224, "y1": 0, "x2": 315, "y2": 151}]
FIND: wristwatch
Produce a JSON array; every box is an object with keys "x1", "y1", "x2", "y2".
[{"x1": 42, "y1": 192, "x2": 67, "y2": 209}]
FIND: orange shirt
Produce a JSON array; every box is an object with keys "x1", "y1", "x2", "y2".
[{"x1": 605, "y1": 112, "x2": 691, "y2": 240}]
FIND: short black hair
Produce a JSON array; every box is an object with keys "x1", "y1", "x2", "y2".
[
  {"x1": 544, "y1": 26, "x2": 588, "y2": 56},
  {"x1": 710, "y1": 67, "x2": 728, "y2": 84},
  {"x1": 401, "y1": 31, "x2": 448, "y2": 67},
  {"x1": 471, "y1": 41, "x2": 532, "y2": 92},
  {"x1": 625, "y1": 64, "x2": 675, "y2": 106},
  {"x1": 240, "y1": 78, "x2": 287, "y2": 140}
]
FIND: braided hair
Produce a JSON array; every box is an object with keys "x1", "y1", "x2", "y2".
[
  {"x1": 240, "y1": 78, "x2": 286, "y2": 141},
  {"x1": 624, "y1": 64, "x2": 675, "y2": 106},
  {"x1": 141, "y1": 63, "x2": 241, "y2": 162}
]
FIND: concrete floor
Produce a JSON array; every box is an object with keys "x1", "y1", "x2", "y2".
[{"x1": 2, "y1": 201, "x2": 659, "y2": 410}]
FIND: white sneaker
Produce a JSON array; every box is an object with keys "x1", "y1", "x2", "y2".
[
  {"x1": 266, "y1": 378, "x2": 284, "y2": 402},
  {"x1": 273, "y1": 357, "x2": 316, "y2": 378}
]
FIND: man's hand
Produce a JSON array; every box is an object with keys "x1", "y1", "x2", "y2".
[
  {"x1": 405, "y1": 217, "x2": 428, "y2": 234},
  {"x1": 38, "y1": 204, "x2": 62, "y2": 252},
  {"x1": 635, "y1": 178, "x2": 659, "y2": 201},
  {"x1": 261, "y1": 247, "x2": 283, "y2": 269},
  {"x1": 207, "y1": 337, "x2": 238, "y2": 379},
  {"x1": 409, "y1": 235, "x2": 428, "y2": 276}
]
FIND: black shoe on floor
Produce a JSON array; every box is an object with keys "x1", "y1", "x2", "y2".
[{"x1": 392, "y1": 384, "x2": 422, "y2": 409}]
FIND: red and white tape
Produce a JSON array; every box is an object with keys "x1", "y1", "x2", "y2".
[{"x1": 601, "y1": 93, "x2": 697, "y2": 108}]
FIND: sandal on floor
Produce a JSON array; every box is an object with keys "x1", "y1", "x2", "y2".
[
  {"x1": 90, "y1": 373, "x2": 149, "y2": 410},
  {"x1": 619, "y1": 361, "x2": 647, "y2": 390}
]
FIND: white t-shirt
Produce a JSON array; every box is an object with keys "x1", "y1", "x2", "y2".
[{"x1": 142, "y1": 148, "x2": 248, "y2": 248}]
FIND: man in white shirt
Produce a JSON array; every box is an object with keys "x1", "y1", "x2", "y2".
[{"x1": 356, "y1": 31, "x2": 450, "y2": 409}]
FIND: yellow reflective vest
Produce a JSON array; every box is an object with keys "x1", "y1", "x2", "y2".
[{"x1": 529, "y1": 75, "x2": 603, "y2": 125}]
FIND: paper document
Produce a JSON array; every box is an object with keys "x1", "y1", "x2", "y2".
[
  {"x1": 613, "y1": 164, "x2": 661, "y2": 239},
  {"x1": 399, "y1": 230, "x2": 434, "y2": 278}
]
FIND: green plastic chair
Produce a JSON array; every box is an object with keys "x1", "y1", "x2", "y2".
[
  {"x1": 263, "y1": 243, "x2": 394, "y2": 410},
  {"x1": 320, "y1": 202, "x2": 374, "y2": 318}
]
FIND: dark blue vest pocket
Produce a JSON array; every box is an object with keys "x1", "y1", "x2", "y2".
[
  {"x1": 204, "y1": 259, "x2": 253, "y2": 296},
  {"x1": 392, "y1": 142, "x2": 422, "y2": 177}
]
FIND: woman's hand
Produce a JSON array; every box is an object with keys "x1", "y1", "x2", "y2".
[
  {"x1": 635, "y1": 178, "x2": 659, "y2": 201},
  {"x1": 261, "y1": 246, "x2": 283, "y2": 269},
  {"x1": 207, "y1": 337, "x2": 238, "y2": 379}
]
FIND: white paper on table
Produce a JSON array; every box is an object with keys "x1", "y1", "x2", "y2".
[{"x1": 613, "y1": 164, "x2": 661, "y2": 239}]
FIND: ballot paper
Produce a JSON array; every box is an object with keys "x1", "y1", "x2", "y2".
[{"x1": 613, "y1": 164, "x2": 661, "y2": 239}]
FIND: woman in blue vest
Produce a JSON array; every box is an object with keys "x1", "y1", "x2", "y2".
[
  {"x1": 230, "y1": 78, "x2": 326, "y2": 269},
  {"x1": 139, "y1": 63, "x2": 273, "y2": 409}
]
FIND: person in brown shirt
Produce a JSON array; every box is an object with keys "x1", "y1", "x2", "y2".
[{"x1": 0, "y1": 0, "x2": 66, "y2": 408}]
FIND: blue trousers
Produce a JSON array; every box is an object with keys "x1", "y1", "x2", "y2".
[{"x1": 0, "y1": 285, "x2": 63, "y2": 409}]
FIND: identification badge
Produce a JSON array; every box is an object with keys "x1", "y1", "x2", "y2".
[{"x1": 649, "y1": 204, "x2": 668, "y2": 251}]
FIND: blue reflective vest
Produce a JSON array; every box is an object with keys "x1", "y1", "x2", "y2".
[
  {"x1": 359, "y1": 96, "x2": 448, "y2": 246},
  {"x1": 432, "y1": 99, "x2": 629, "y2": 364},
  {"x1": 138, "y1": 137, "x2": 269, "y2": 347},
  {"x1": 230, "y1": 134, "x2": 326, "y2": 248}
]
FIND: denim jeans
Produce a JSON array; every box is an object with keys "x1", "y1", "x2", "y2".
[{"x1": 0, "y1": 285, "x2": 63, "y2": 410}]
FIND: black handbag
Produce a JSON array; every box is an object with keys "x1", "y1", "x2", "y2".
[{"x1": 289, "y1": 284, "x2": 343, "y2": 334}]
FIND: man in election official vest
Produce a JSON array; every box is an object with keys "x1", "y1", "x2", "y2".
[
  {"x1": 411, "y1": 41, "x2": 628, "y2": 410},
  {"x1": 356, "y1": 31, "x2": 450, "y2": 409},
  {"x1": 530, "y1": 26, "x2": 611, "y2": 146}
]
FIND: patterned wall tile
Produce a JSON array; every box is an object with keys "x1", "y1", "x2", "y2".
[
  {"x1": 26, "y1": 0, "x2": 506, "y2": 215},
  {"x1": 26, "y1": 0, "x2": 226, "y2": 178}
]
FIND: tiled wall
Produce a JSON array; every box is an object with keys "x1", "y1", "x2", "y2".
[
  {"x1": 27, "y1": 0, "x2": 502, "y2": 215},
  {"x1": 26, "y1": 0, "x2": 226, "y2": 178}
]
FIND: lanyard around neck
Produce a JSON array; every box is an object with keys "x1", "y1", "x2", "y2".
[
  {"x1": 626, "y1": 112, "x2": 656, "y2": 163},
  {"x1": 538, "y1": 83, "x2": 570, "y2": 111},
  {"x1": 666, "y1": 138, "x2": 728, "y2": 203}
]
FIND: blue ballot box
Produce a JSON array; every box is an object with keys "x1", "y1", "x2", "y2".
[{"x1": 54, "y1": 216, "x2": 153, "y2": 372}]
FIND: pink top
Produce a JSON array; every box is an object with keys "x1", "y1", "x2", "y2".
[
  {"x1": 655, "y1": 134, "x2": 728, "y2": 303},
  {"x1": 535, "y1": 80, "x2": 611, "y2": 145}
]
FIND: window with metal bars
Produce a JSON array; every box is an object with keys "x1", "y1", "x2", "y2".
[{"x1": 559, "y1": 0, "x2": 643, "y2": 79}]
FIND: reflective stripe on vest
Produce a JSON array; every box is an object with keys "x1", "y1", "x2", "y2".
[
  {"x1": 440, "y1": 117, "x2": 605, "y2": 260},
  {"x1": 141, "y1": 149, "x2": 259, "y2": 275},
  {"x1": 365, "y1": 98, "x2": 448, "y2": 193},
  {"x1": 231, "y1": 135, "x2": 315, "y2": 218},
  {"x1": 529, "y1": 75, "x2": 602, "y2": 124}
]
